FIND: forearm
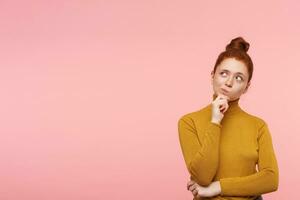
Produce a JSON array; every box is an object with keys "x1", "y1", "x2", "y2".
[
  {"x1": 179, "y1": 118, "x2": 222, "y2": 186},
  {"x1": 189, "y1": 122, "x2": 222, "y2": 186},
  {"x1": 218, "y1": 123, "x2": 279, "y2": 196},
  {"x1": 219, "y1": 169, "x2": 279, "y2": 196}
]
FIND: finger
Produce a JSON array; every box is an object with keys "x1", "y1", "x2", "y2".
[
  {"x1": 193, "y1": 184, "x2": 199, "y2": 191},
  {"x1": 187, "y1": 180, "x2": 194, "y2": 186},
  {"x1": 189, "y1": 184, "x2": 197, "y2": 191},
  {"x1": 218, "y1": 98, "x2": 229, "y2": 104},
  {"x1": 219, "y1": 104, "x2": 227, "y2": 112},
  {"x1": 217, "y1": 93, "x2": 230, "y2": 101},
  {"x1": 220, "y1": 106, "x2": 225, "y2": 113},
  {"x1": 223, "y1": 104, "x2": 229, "y2": 112},
  {"x1": 192, "y1": 189, "x2": 198, "y2": 196},
  {"x1": 215, "y1": 102, "x2": 227, "y2": 111},
  {"x1": 215, "y1": 94, "x2": 222, "y2": 101},
  {"x1": 220, "y1": 102, "x2": 228, "y2": 110},
  {"x1": 187, "y1": 180, "x2": 195, "y2": 190},
  {"x1": 217, "y1": 93, "x2": 228, "y2": 99},
  {"x1": 216, "y1": 99, "x2": 229, "y2": 106},
  {"x1": 219, "y1": 104, "x2": 225, "y2": 109},
  {"x1": 190, "y1": 186, "x2": 198, "y2": 195},
  {"x1": 221, "y1": 104, "x2": 229, "y2": 114},
  {"x1": 187, "y1": 183, "x2": 194, "y2": 190},
  {"x1": 219, "y1": 101, "x2": 228, "y2": 109}
]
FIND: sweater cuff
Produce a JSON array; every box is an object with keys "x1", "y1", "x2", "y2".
[
  {"x1": 220, "y1": 178, "x2": 238, "y2": 196},
  {"x1": 219, "y1": 178, "x2": 228, "y2": 195},
  {"x1": 210, "y1": 121, "x2": 222, "y2": 129}
]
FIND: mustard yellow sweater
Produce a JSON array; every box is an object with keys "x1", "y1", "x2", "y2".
[{"x1": 178, "y1": 95, "x2": 279, "y2": 200}]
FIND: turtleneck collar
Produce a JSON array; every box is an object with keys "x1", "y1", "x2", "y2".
[{"x1": 212, "y1": 93, "x2": 242, "y2": 116}]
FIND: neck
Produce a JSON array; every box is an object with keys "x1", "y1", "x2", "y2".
[{"x1": 212, "y1": 93, "x2": 242, "y2": 116}]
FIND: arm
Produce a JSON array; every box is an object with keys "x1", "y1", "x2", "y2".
[
  {"x1": 178, "y1": 116, "x2": 222, "y2": 186},
  {"x1": 219, "y1": 122, "x2": 279, "y2": 196}
]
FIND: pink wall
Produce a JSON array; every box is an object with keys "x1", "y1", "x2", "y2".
[{"x1": 0, "y1": 0, "x2": 299, "y2": 199}]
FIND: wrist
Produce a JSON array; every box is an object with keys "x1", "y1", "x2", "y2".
[
  {"x1": 215, "y1": 181, "x2": 221, "y2": 195},
  {"x1": 213, "y1": 181, "x2": 221, "y2": 195},
  {"x1": 211, "y1": 119, "x2": 221, "y2": 125},
  {"x1": 206, "y1": 181, "x2": 221, "y2": 197}
]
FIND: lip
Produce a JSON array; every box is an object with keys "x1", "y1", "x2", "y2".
[{"x1": 220, "y1": 88, "x2": 230, "y2": 94}]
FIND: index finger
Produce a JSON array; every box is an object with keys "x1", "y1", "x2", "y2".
[
  {"x1": 187, "y1": 180, "x2": 195, "y2": 189},
  {"x1": 216, "y1": 93, "x2": 230, "y2": 100}
]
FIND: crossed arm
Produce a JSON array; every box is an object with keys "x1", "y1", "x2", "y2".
[{"x1": 178, "y1": 117, "x2": 279, "y2": 198}]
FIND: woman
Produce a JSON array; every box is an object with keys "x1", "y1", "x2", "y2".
[{"x1": 178, "y1": 37, "x2": 279, "y2": 200}]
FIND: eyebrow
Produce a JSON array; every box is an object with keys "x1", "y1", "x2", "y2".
[{"x1": 221, "y1": 69, "x2": 246, "y2": 77}]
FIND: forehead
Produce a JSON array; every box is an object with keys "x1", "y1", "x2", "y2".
[{"x1": 218, "y1": 58, "x2": 248, "y2": 75}]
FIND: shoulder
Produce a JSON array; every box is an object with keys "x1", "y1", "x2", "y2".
[
  {"x1": 241, "y1": 110, "x2": 268, "y2": 130},
  {"x1": 178, "y1": 104, "x2": 211, "y2": 125},
  {"x1": 242, "y1": 112, "x2": 274, "y2": 141}
]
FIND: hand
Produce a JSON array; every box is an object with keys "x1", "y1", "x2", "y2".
[
  {"x1": 187, "y1": 180, "x2": 221, "y2": 198},
  {"x1": 211, "y1": 93, "x2": 229, "y2": 124}
]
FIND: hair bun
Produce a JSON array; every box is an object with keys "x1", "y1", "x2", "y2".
[{"x1": 225, "y1": 37, "x2": 250, "y2": 52}]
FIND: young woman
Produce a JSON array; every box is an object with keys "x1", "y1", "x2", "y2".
[{"x1": 178, "y1": 37, "x2": 279, "y2": 200}]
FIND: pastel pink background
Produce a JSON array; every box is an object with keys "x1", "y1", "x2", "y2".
[{"x1": 0, "y1": 0, "x2": 299, "y2": 199}]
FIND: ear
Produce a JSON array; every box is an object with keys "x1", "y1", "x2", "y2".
[
  {"x1": 210, "y1": 70, "x2": 214, "y2": 84},
  {"x1": 243, "y1": 82, "x2": 251, "y2": 94}
]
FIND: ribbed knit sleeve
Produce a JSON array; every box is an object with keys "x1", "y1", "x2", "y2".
[
  {"x1": 178, "y1": 116, "x2": 222, "y2": 186},
  {"x1": 219, "y1": 122, "x2": 279, "y2": 196}
]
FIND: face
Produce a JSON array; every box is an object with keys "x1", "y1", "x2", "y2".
[{"x1": 211, "y1": 57, "x2": 251, "y2": 101}]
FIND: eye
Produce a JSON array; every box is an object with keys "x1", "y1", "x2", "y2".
[
  {"x1": 236, "y1": 76, "x2": 244, "y2": 81},
  {"x1": 220, "y1": 71, "x2": 227, "y2": 76}
]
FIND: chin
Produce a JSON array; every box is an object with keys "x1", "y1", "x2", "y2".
[
  {"x1": 230, "y1": 97, "x2": 240, "y2": 101},
  {"x1": 225, "y1": 96, "x2": 231, "y2": 101}
]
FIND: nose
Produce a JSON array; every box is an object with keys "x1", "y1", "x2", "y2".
[{"x1": 225, "y1": 76, "x2": 234, "y2": 87}]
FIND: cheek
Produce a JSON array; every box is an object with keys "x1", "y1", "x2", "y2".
[
  {"x1": 232, "y1": 85, "x2": 246, "y2": 94},
  {"x1": 213, "y1": 77, "x2": 224, "y2": 86}
]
